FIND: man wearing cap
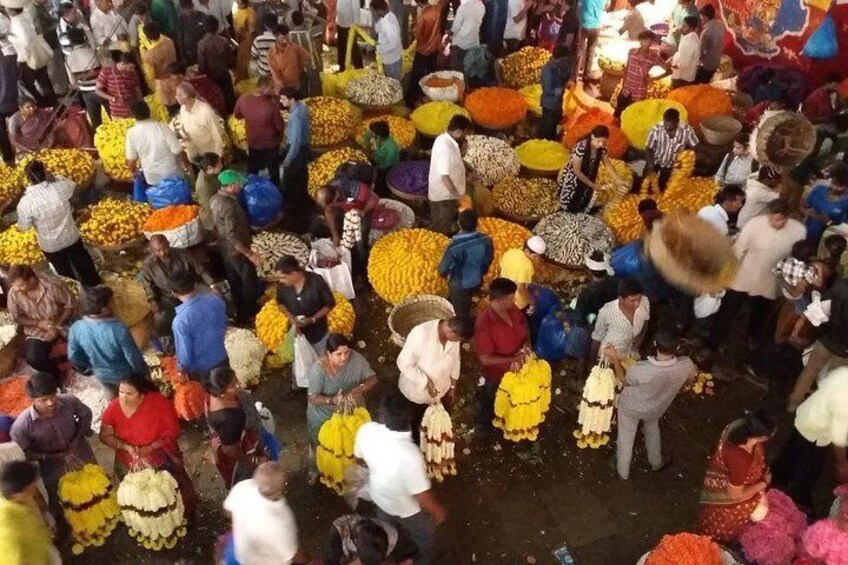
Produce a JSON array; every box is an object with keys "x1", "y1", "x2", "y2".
[
  {"x1": 574, "y1": 250, "x2": 619, "y2": 327},
  {"x1": 210, "y1": 169, "x2": 262, "y2": 324},
  {"x1": 498, "y1": 235, "x2": 546, "y2": 311}
]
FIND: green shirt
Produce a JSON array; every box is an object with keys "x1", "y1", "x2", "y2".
[
  {"x1": 373, "y1": 137, "x2": 400, "y2": 170},
  {"x1": 195, "y1": 171, "x2": 220, "y2": 230},
  {"x1": 151, "y1": 0, "x2": 179, "y2": 37}
]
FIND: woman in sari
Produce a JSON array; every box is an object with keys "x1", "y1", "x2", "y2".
[
  {"x1": 696, "y1": 410, "x2": 777, "y2": 543},
  {"x1": 205, "y1": 367, "x2": 269, "y2": 490},
  {"x1": 99, "y1": 372, "x2": 197, "y2": 515},
  {"x1": 556, "y1": 125, "x2": 625, "y2": 213},
  {"x1": 9, "y1": 98, "x2": 55, "y2": 156},
  {"x1": 233, "y1": 0, "x2": 256, "y2": 82},
  {"x1": 306, "y1": 334, "x2": 378, "y2": 483}
]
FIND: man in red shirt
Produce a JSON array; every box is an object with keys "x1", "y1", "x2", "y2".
[
  {"x1": 95, "y1": 52, "x2": 142, "y2": 119},
  {"x1": 614, "y1": 30, "x2": 670, "y2": 119},
  {"x1": 802, "y1": 75, "x2": 845, "y2": 125},
  {"x1": 474, "y1": 277, "x2": 530, "y2": 439},
  {"x1": 233, "y1": 76, "x2": 286, "y2": 186}
]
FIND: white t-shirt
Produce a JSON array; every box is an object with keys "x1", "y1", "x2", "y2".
[
  {"x1": 503, "y1": 0, "x2": 527, "y2": 40},
  {"x1": 696, "y1": 203, "x2": 729, "y2": 236},
  {"x1": 223, "y1": 479, "x2": 299, "y2": 565},
  {"x1": 451, "y1": 0, "x2": 485, "y2": 49},
  {"x1": 336, "y1": 0, "x2": 360, "y2": 27},
  {"x1": 375, "y1": 12, "x2": 403, "y2": 65},
  {"x1": 428, "y1": 132, "x2": 466, "y2": 202},
  {"x1": 125, "y1": 120, "x2": 183, "y2": 186},
  {"x1": 353, "y1": 422, "x2": 431, "y2": 518},
  {"x1": 671, "y1": 31, "x2": 700, "y2": 82}
]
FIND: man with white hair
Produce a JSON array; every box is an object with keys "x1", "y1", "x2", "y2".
[
  {"x1": 223, "y1": 462, "x2": 305, "y2": 564},
  {"x1": 498, "y1": 235, "x2": 546, "y2": 310}
]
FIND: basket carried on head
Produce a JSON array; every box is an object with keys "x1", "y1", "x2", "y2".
[
  {"x1": 753, "y1": 111, "x2": 816, "y2": 169},
  {"x1": 388, "y1": 294, "x2": 455, "y2": 346},
  {"x1": 700, "y1": 116, "x2": 742, "y2": 146}
]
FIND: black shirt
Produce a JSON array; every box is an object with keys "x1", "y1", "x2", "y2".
[
  {"x1": 276, "y1": 272, "x2": 336, "y2": 344},
  {"x1": 574, "y1": 276, "x2": 620, "y2": 326}
]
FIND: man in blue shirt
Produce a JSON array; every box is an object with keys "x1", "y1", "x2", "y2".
[
  {"x1": 170, "y1": 269, "x2": 229, "y2": 382},
  {"x1": 438, "y1": 209, "x2": 494, "y2": 318},
  {"x1": 68, "y1": 286, "x2": 148, "y2": 398},
  {"x1": 539, "y1": 44, "x2": 573, "y2": 140},
  {"x1": 280, "y1": 86, "x2": 312, "y2": 207},
  {"x1": 576, "y1": 0, "x2": 605, "y2": 83}
]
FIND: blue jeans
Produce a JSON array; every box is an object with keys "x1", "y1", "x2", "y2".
[{"x1": 383, "y1": 60, "x2": 402, "y2": 81}]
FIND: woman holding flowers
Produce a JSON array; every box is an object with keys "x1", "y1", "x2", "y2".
[
  {"x1": 556, "y1": 125, "x2": 625, "y2": 213},
  {"x1": 696, "y1": 410, "x2": 776, "y2": 543}
]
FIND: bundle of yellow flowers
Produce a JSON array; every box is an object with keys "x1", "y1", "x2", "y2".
[
  {"x1": 492, "y1": 177, "x2": 558, "y2": 221},
  {"x1": 307, "y1": 147, "x2": 370, "y2": 197},
  {"x1": 0, "y1": 163, "x2": 23, "y2": 205},
  {"x1": 226, "y1": 115, "x2": 248, "y2": 153},
  {"x1": 0, "y1": 226, "x2": 44, "y2": 265},
  {"x1": 609, "y1": 76, "x2": 672, "y2": 109},
  {"x1": 518, "y1": 84, "x2": 543, "y2": 116},
  {"x1": 515, "y1": 139, "x2": 569, "y2": 173},
  {"x1": 94, "y1": 118, "x2": 135, "y2": 182},
  {"x1": 301, "y1": 96, "x2": 358, "y2": 146},
  {"x1": 80, "y1": 198, "x2": 152, "y2": 248},
  {"x1": 144, "y1": 93, "x2": 169, "y2": 123},
  {"x1": 368, "y1": 228, "x2": 449, "y2": 305},
  {"x1": 410, "y1": 101, "x2": 470, "y2": 136},
  {"x1": 235, "y1": 77, "x2": 259, "y2": 96},
  {"x1": 328, "y1": 292, "x2": 356, "y2": 336},
  {"x1": 684, "y1": 372, "x2": 715, "y2": 397},
  {"x1": 493, "y1": 356, "x2": 552, "y2": 442},
  {"x1": 317, "y1": 407, "x2": 371, "y2": 494},
  {"x1": 58, "y1": 464, "x2": 121, "y2": 555},
  {"x1": 356, "y1": 115, "x2": 416, "y2": 149},
  {"x1": 16, "y1": 149, "x2": 96, "y2": 189},
  {"x1": 500, "y1": 46, "x2": 551, "y2": 89},
  {"x1": 478, "y1": 217, "x2": 532, "y2": 285}
]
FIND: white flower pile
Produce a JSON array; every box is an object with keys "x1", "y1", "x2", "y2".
[
  {"x1": 0, "y1": 311, "x2": 17, "y2": 350},
  {"x1": 224, "y1": 328, "x2": 266, "y2": 387},
  {"x1": 345, "y1": 74, "x2": 403, "y2": 107},
  {"x1": 463, "y1": 135, "x2": 521, "y2": 187},
  {"x1": 64, "y1": 374, "x2": 109, "y2": 433},
  {"x1": 117, "y1": 468, "x2": 187, "y2": 550},
  {"x1": 251, "y1": 231, "x2": 310, "y2": 278}
]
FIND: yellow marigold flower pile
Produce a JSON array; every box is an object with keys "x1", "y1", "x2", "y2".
[
  {"x1": 368, "y1": 228, "x2": 449, "y2": 305},
  {"x1": 620, "y1": 99, "x2": 688, "y2": 150},
  {"x1": 16, "y1": 149, "x2": 96, "y2": 189},
  {"x1": 0, "y1": 226, "x2": 44, "y2": 265},
  {"x1": 328, "y1": 292, "x2": 356, "y2": 336},
  {"x1": 478, "y1": 218, "x2": 532, "y2": 285},
  {"x1": 302, "y1": 96, "x2": 358, "y2": 146},
  {"x1": 81, "y1": 198, "x2": 152, "y2": 248},
  {"x1": 492, "y1": 177, "x2": 558, "y2": 220},
  {"x1": 226, "y1": 115, "x2": 248, "y2": 153},
  {"x1": 493, "y1": 356, "x2": 552, "y2": 442},
  {"x1": 58, "y1": 464, "x2": 120, "y2": 555},
  {"x1": 515, "y1": 139, "x2": 569, "y2": 173},
  {"x1": 0, "y1": 163, "x2": 23, "y2": 204},
  {"x1": 94, "y1": 118, "x2": 135, "y2": 182},
  {"x1": 519, "y1": 84, "x2": 543, "y2": 116},
  {"x1": 356, "y1": 115, "x2": 416, "y2": 149},
  {"x1": 501, "y1": 46, "x2": 551, "y2": 88},
  {"x1": 410, "y1": 101, "x2": 470, "y2": 136},
  {"x1": 609, "y1": 76, "x2": 672, "y2": 109},
  {"x1": 594, "y1": 158, "x2": 635, "y2": 205},
  {"x1": 307, "y1": 147, "x2": 369, "y2": 197}
]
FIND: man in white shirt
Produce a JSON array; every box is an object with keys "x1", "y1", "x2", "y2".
[
  {"x1": 428, "y1": 114, "x2": 471, "y2": 235},
  {"x1": 450, "y1": 0, "x2": 485, "y2": 70},
  {"x1": 372, "y1": 0, "x2": 403, "y2": 80},
  {"x1": 397, "y1": 316, "x2": 472, "y2": 442},
  {"x1": 125, "y1": 99, "x2": 184, "y2": 187},
  {"x1": 591, "y1": 277, "x2": 650, "y2": 361},
  {"x1": 354, "y1": 393, "x2": 447, "y2": 565},
  {"x1": 6, "y1": 5, "x2": 57, "y2": 107},
  {"x1": 503, "y1": 0, "x2": 529, "y2": 53},
  {"x1": 336, "y1": 0, "x2": 363, "y2": 70},
  {"x1": 0, "y1": 10, "x2": 19, "y2": 164},
  {"x1": 223, "y1": 462, "x2": 303, "y2": 565},
  {"x1": 736, "y1": 167, "x2": 781, "y2": 230},
  {"x1": 90, "y1": 0, "x2": 129, "y2": 54},
  {"x1": 194, "y1": 0, "x2": 232, "y2": 33},
  {"x1": 696, "y1": 185, "x2": 745, "y2": 237},
  {"x1": 669, "y1": 15, "x2": 699, "y2": 88}
]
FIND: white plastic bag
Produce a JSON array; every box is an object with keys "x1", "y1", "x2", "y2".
[
  {"x1": 293, "y1": 333, "x2": 318, "y2": 388},
  {"x1": 343, "y1": 463, "x2": 371, "y2": 509},
  {"x1": 254, "y1": 401, "x2": 276, "y2": 433},
  {"x1": 308, "y1": 238, "x2": 355, "y2": 299}
]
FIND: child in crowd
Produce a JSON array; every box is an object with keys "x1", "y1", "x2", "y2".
[
  {"x1": 363, "y1": 120, "x2": 399, "y2": 196},
  {"x1": 773, "y1": 240, "x2": 818, "y2": 306}
]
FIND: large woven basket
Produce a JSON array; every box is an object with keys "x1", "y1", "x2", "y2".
[
  {"x1": 388, "y1": 180, "x2": 428, "y2": 203},
  {"x1": 104, "y1": 277, "x2": 151, "y2": 327},
  {"x1": 700, "y1": 116, "x2": 742, "y2": 146},
  {"x1": 387, "y1": 294, "x2": 455, "y2": 347},
  {"x1": 753, "y1": 111, "x2": 816, "y2": 169}
]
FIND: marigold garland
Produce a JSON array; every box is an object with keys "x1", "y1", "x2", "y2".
[
  {"x1": 478, "y1": 217, "x2": 532, "y2": 285},
  {"x1": 644, "y1": 533, "x2": 722, "y2": 565},
  {"x1": 317, "y1": 407, "x2": 371, "y2": 494},
  {"x1": 94, "y1": 118, "x2": 135, "y2": 183},
  {"x1": 173, "y1": 381, "x2": 205, "y2": 421},
  {"x1": 226, "y1": 115, "x2": 247, "y2": 153},
  {"x1": 367, "y1": 228, "x2": 449, "y2": 305},
  {"x1": 142, "y1": 205, "x2": 199, "y2": 232},
  {"x1": 493, "y1": 356, "x2": 552, "y2": 441},
  {"x1": 0, "y1": 375, "x2": 29, "y2": 416},
  {"x1": 519, "y1": 84, "x2": 543, "y2": 116},
  {"x1": 464, "y1": 87, "x2": 527, "y2": 128},
  {"x1": 328, "y1": 292, "x2": 356, "y2": 336}
]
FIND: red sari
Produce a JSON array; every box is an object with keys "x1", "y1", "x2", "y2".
[{"x1": 696, "y1": 426, "x2": 768, "y2": 543}]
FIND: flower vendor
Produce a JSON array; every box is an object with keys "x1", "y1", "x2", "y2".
[
  {"x1": 372, "y1": 0, "x2": 403, "y2": 80},
  {"x1": 7, "y1": 98, "x2": 56, "y2": 156},
  {"x1": 306, "y1": 334, "x2": 377, "y2": 483},
  {"x1": 714, "y1": 132, "x2": 755, "y2": 189},
  {"x1": 428, "y1": 114, "x2": 471, "y2": 236},
  {"x1": 140, "y1": 22, "x2": 177, "y2": 86},
  {"x1": 0, "y1": 461, "x2": 60, "y2": 564},
  {"x1": 499, "y1": 235, "x2": 545, "y2": 310},
  {"x1": 538, "y1": 45, "x2": 573, "y2": 141},
  {"x1": 556, "y1": 125, "x2": 626, "y2": 213},
  {"x1": 95, "y1": 51, "x2": 143, "y2": 119},
  {"x1": 664, "y1": 0, "x2": 699, "y2": 54},
  {"x1": 10, "y1": 372, "x2": 96, "y2": 520},
  {"x1": 697, "y1": 185, "x2": 745, "y2": 237},
  {"x1": 223, "y1": 462, "x2": 306, "y2": 564},
  {"x1": 232, "y1": 0, "x2": 255, "y2": 82},
  {"x1": 275, "y1": 255, "x2": 336, "y2": 357},
  {"x1": 695, "y1": 410, "x2": 776, "y2": 543},
  {"x1": 126, "y1": 100, "x2": 184, "y2": 188},
  {"x1": 17, "y1": 160, "x2": 101, "y2": 288},
  {"x1": 801, "y1": 163, "x2": 848, "y2": 244},
  {"x1": 404, "y1": 0, "x2": 443, "y2": 106},
  {"x1": 170, "y1": 269, "x2": 229, "y2": 382},
  {"x1": 669, "y1": 16, "x2": 699, "y2": 89},
  {"x1": 210, "y1": 170, "x2": 262, "y2": 324},
  {"x1": 197, "y1": 15, "x2": 236, "y2": 111},
  {"x1": 590, "y1": 277, "x2": 649, "y2": 362},
  {"x1": 613, "y1": 31, "x2": 669, "y2": 118},
  {"x1": 174, "y1": 81, "x2": 227, "y2": 163},
  {"x1": 267, "y1": 24, "x2": 310, "y2": 92},
  {"x1": 67, "y1": 286, "x2": 147, "y2": 399},
  {"x1": 695, "y1": 4, "x2": 724, "y2": 85},
  {"x1": 280, "y1": 87, "x2": 312, "y2": 205},
  {"x1": 397, "y1": 317, "x2": 472, "y2": 442},
  {"x1": 204, "y1": 367, "x2": 271, "y2": 489},
  {"x1": 140, "y1": 235, "x2": 217, "y2": 352},
  {"x1": 99, "y1": 373, "x2": 197, "y2": 515},
  {"x1": 233, "y1": 76, "x2": 286, "y2": 187},
  {"x1": 353, "y1": 392, "x2": 447, "y2": 564},
  {"x1": 363, "y1": 120, "x2": 400, "y2": 195},
  {"x1": 473, "y1": 278, "x2": 530, "y2": 439},
  {"x1": 605, "y1": 331, "x2": 696, "y2": 480},
  {"x1": 437, "y1": 209, "x2": 494, "y2": 318},
  {"x1": 6, "y1": 266, "x2": 77, "y2": 377},
  {"x1": 335, "y1": 0, "x2": 363, "y2": 71},
  {"x1": 325, "y1": 514, "x2": 419, "y2": 565},
  {"x1": 736, "y1": 166, "x2": 781, "y2": 230},
  {"x1": 644, "y1": 108, "x2": 698, "y2": 192}
]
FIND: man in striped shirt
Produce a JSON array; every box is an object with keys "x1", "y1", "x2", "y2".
[
  {"x1": 65, "y1": 26, "x2": 103, "y2": 129},
  {"x1": 251, "y1": 13, "x2": 279, "y2": 77},
  {"x1": 644, "y1": 108, "x2": 698, "y2": 191},
  {"x1": 95, "y1": 51, "x2": 142, "y2": 119}
]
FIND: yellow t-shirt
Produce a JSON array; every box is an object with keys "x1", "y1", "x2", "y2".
[
  {"x1": 0, "y1": 497, "x2": 52, "y2": 565},
  {"x1": 499, "y1": 248, "x2": 534, "y2": 308}
]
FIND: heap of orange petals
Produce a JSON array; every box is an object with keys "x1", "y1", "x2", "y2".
[{"x1": 464, "y1": 87, "x2": 527, "y2": 128}]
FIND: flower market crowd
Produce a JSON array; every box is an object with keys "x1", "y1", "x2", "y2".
[{"x1": 0, "y1": 0, "x2": 847, "y2": 562}]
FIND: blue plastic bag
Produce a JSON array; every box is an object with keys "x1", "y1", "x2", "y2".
[
  {"x1": 528, "y1": 284, "x2": 562, "y2": 339},
  {"x1": 802, "y1": 14, "x2": 838, "y2": 59},
  {"x1": 132, "y1": 173, "x2": 147, "y2": 203},
  {"x1": 259, "y1": 427, "x2": 282, "y2": 461},
  {"x1": 240, "y1": 174, "x2": 283, "y2": 228},
  {"x1": 534, "y1": 313, "x2": 567, "y2": 362},
  {"x1": 145, "y1": 175, "x2": 191, "y2": 209},
  {"x1": 611, "y1": 241, "x2": 644, "y2": 278}
]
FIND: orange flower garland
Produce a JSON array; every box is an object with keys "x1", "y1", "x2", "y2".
[
  {"x1": 563, "y1": 108, "x2": 629, "y2": 159},
  {"x1": 0, "y1": 375, "x2": 29, "y2": 417},
  {"x1": 667, "y1": 85, "x2": 732, "y2": 129},
  {"x1": 143, "y1": 205, "x2": 200, "y2": 232},
  {"x1": 464, "y1": 87, "x2": 527, "y2": 128},
  {"x1": 645, "y1": 533, "x2": 722, "y2": 565},
  {"x1": 173, "y1": 381, "x2": 206, "y2": 421}
]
